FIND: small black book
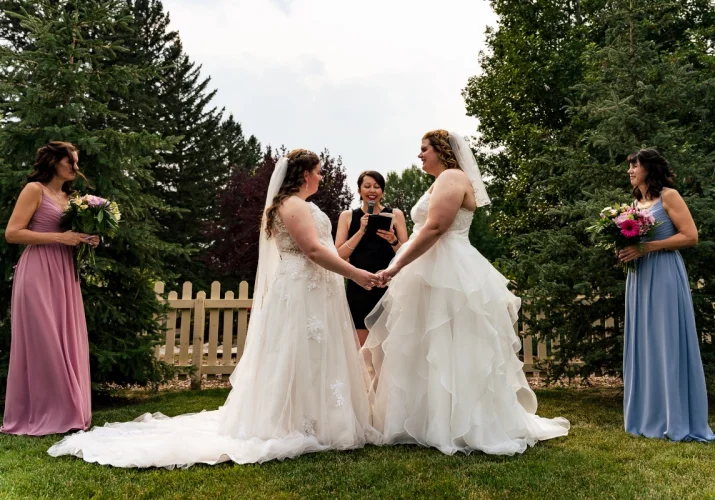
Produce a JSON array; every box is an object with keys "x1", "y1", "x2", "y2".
[{"x1": 366, "y1": 213, "x2": 395, "y2": 234}]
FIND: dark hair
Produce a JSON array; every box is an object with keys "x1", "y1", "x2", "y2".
[
  {"x1": 265, "y1": 149, "x2": 321, "y2": 238},
  {"x1": 422, "y1": 129, "x2": 459, "y2": 170},
  {"x1": 357, "y1": 171, "x2": 386, "y2": 200},
  {"x1": 628, "y1": 149, "x2": 675, "y2": 201},
  {"x1": 27, "y1": 141, "x2": 90, "y2": 193}
]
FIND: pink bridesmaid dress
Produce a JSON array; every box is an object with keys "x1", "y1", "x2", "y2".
[{"x1": 1, "y1": 186, "x2": 91, "y2": 435}]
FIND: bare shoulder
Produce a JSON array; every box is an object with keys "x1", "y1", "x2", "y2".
[
  {"x1": 437, "y1": 168, "x2": 469, "y2": 184},
  {"x1": 278, "y1": 196, "x2": 305, "y2": 216},
  {"x1": 434, "y1": 169, "x2": 470, "y2": 196},
  {"x1": 339, "y1": 209, "x2": 353, "y2": 223},
  {"x1": 23, "y1": 182, "x2": 43, "y2": 196},
  {"x1": 18, "y1": 182, "x2": 43, "y2": 205},
  {"x1": 660, "y1": 187, "x2": 682, "y2": 202},
  {"x1": 392, "y1": 208, "x2": 405, "y2": 218},
  {"x1": 660, "y1": 187, "x2": 687, "y2": 210}
]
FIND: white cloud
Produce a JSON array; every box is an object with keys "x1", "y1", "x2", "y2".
[{"x1": 163, "y1": 0, "x2": 496, "y2": 203}]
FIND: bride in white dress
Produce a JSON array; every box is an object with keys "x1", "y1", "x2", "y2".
[
  {"x1": 364, "y1": 130, "x2": 570, "y2": 456},
  {"x1": 48, "y1": 149, "x2": 380, "y2": 468}
]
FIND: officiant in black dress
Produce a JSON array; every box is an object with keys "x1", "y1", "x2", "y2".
[{"x1": 336, "y1": 171, "x2": 408, "y2": 346}]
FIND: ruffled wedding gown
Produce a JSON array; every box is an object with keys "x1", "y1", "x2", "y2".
[
  {"x1": 49, "y1": 203, "x2": 377, "y2": 468},
  {"x1": 363, "y1": 191, "x2": 569, "y2": 455}
]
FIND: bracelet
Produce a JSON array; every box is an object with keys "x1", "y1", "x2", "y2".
[
  {"x1": 390, "y1": 238, "x2": 399, "y2": 247},
  {"x1": 348, "y1": 269, "x2": 355, "y2": 281},
  {"x1": 346, "y1": 240, "x2": 356, "y2": 250}
]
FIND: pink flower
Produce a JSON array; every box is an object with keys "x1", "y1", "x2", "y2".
[
  {"x1": 614, "y1": 213, "x2": 632, "y2": 226},
  {"x1": 619, "y1": 219, "x2": 640, "y2": 238},
  {"x1": 86, "y1": 195, "x2": 108, "y2": 207}
]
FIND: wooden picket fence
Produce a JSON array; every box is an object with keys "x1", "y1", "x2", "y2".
[{"x1": 153, "y1": 281, "x2": 586, "y2": 389}]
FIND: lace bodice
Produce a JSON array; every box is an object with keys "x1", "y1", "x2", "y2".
[
  {"x1": 410, "y1": 191, "x2": 473, "y2": 239},
  {"x1": 274, "y1": 202, "x2": 334, "y2": 254},
  {"x1": 273, "y1": 202, "x2": 343, "y2": 296}
]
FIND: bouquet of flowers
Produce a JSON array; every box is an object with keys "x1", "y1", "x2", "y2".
[
  {"x1": 62, "y1": 194, "x2": 121, "y2": 275},
  {"x1": 587, "y1": 203, "x2": 659, "y2": 274}
]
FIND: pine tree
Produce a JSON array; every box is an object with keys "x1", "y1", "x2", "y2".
[
  {"x1": 466, "y1": 0, "x2": 715, "y2": 381},
  {"x1": 0, "y1": 0, "x2": 185, "y2": 394},
  {"x1": 124, "y1": 0, "x2": 261, "y2": 289}
]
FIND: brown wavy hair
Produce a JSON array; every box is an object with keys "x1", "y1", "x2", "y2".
[
  {"x1": 628, "y1": 149, "x2": 675, "y2": 201},
  {"x1": 265, "y1": 148, "x2": 321, "y2": 238},
  {"x1": 422, "y1": 129, "x2": 459, "y2": 170},
  {"x1": 27, "y1": 141, "x2": 90, "y2": 193}
]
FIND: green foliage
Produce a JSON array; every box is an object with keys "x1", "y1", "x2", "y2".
[
  {"x1": 1, "y1": 387, "x2": 714, "y2": 498},
  {"x1": 384, "y1": 165, "x2": 433, "y2": 234},
  {"x1": 0, "y1": 0, "x2": 185, "y2": 395},
  {"x1": 119, "y1": 0, "x2": 261, "y2": 290},
  {"x1": 465, "y1": 0, "x2": 715, "y2": 381}
]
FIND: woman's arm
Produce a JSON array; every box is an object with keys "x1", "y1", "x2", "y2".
[
  {"x1": 279, "y1": 198, "x2": 377, "y2": 289},
  {"x1": 381, "y1": 170, "x2": 467, "y2": 277},
  {"x1": 5, "y1": 183, "x2": 86, "y2": 246},
  {"x1": 335, "y1": 210, "x2": 367, "y2": 260},
  {"x1": 390, "y1": 208, "x2": 409, "y2": 252},
  {"x1": 619, "y1": 189, "x2": 698, "y2": 262}
]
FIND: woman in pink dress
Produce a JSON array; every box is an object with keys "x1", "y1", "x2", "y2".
[{"x1": 2, "y1": 141, "x2": 98, "y2": 436}]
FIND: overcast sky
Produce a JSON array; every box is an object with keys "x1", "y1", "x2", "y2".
[{"x1": 162, "y1": 0, "x2": 497, "y2": 202}]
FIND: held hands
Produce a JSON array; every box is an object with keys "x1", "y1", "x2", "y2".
[
  {"x1": 375, "y1": 264, "x2": 401, "y2": 287},
  {"x1": 60, "y1": 231, "x2": 99, "y2": 248},
  {"x1": 619, "y1": 244, "x2": 646, "y2": 263},
  {"x1": 351, "y1": 269, "x2": 381, "y2": 291}
]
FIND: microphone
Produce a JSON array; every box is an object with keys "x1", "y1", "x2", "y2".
[{"x1": 367, "y1": 201, "x2": 375, "y2": 215}]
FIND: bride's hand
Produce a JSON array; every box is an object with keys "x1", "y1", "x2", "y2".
[
  {"x1": 351, "y1": 269, "x2": 380, "y2": 290},
  {"x1": 376, "y1": 265, "x2": 401, "y2": 287}
]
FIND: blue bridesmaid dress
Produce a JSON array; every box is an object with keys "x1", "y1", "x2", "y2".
[{"x1": 623, "y1": 197, "x2": 714, "y2": 441}]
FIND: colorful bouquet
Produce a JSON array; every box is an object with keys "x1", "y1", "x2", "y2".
[
  {"x1": 62, "y1": 194, "x2": 121, "y2": 276},
  {"x1": 587, "y1": 203, "x2": 659, "y2": 273}
]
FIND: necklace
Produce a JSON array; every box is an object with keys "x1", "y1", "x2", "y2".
[{"x1": 44, "y1": 185, "x2": 67, "y2": 209}]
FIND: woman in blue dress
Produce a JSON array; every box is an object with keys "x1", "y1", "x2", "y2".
[{"x1": 619, "y1": 149, "x2": 714, "y2": 441}]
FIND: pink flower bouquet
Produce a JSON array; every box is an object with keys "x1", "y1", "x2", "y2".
[
  {"x1": 62, "y1": 193, "x2": 121, "y2": 277},
  {"x1": 587, "y1": 203, "x2": 659, "y2": 273}
]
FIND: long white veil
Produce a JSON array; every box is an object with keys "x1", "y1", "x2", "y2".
[
  {"x1": 448, "y1": 132, "x2": 490, "y2": 207},
  {"x1": 229, "y1": 157, "x2": 288, "y2": 385}
]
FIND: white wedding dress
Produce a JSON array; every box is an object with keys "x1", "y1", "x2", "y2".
[
  {"x1": 363, "y1": 191, "x2": 570, "y2": 456},
  {"x1": 49, "y1": 202, "x2": 376, "y2": 468}
]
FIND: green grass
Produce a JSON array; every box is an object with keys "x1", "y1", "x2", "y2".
[{"x1": 1, "y1": 388, "x2": 714, "y2": 499}]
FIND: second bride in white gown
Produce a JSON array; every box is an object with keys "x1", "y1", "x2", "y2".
[
  {"x1": 364, "y1": 130, "x2": 570, "y2": 456},
  {"x1": 48, "y1": 149, "x2": 380, "y2": 468}
]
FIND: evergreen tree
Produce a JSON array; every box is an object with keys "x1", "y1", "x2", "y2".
[
  {"x1": 0, "y1": 0, "x2": 184, "y2": 395},
  {"x1": 122, "y1": 0, "x2": 261, "y2": 289},
  {"x1": 466, "y1": 0, "x2": 715, "y2": 381}
]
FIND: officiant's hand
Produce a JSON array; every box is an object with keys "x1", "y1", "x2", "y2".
[
  {"x1": 376, "y1": 228, "x2": 397, "y2": 245},
  {"x1": 358, "y1": 214, "x2": 369, "y2": 235}
]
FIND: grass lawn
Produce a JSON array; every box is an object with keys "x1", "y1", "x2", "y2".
[{"x1": 1, "y1": 387, "x2": 714, "y2": 499}]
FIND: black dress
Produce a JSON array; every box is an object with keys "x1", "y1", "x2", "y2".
[{"x1": 346, "y1": 207, "x2": 395, "y2": 329}]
